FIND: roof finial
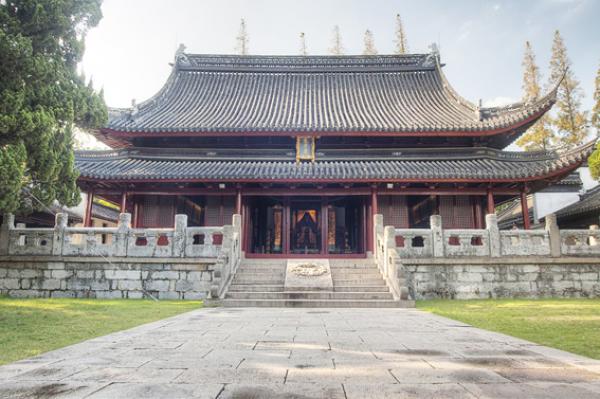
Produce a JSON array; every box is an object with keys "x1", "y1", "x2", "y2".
[
  {"x1": 476, "y1": 99, "x2": 483, "y2": 121},
  {"x1": 131, "y1": 99, "x2": 138, "y2": 117},
  {"x1": 174, "y1": 43, "x2": 190, "y2": 67},
  {"x1": 428, "y1": 43, "x2": 440, "y2": 58}
]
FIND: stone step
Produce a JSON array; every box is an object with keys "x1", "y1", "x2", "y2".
[
  {"x1": 225, "y1": 291, "x2": 394, "y2": 300},
  {"x1": 234, "y1": 271, "x2": 286, "y2": 277},
  {"x1": 330, "y1": 270, "x2": 382, "y2": 277},
  {"x1": 228, "y1": 285, "x2": 285, "y2": 292},
  {"x1": 222, "y1": 299, "x2": 414, "y2": 308},
  {"x1": 332, "y1": 277, "x2": 386, "y2": 284}
]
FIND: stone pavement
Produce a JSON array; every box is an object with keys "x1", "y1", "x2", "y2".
[{"x1": 1, "y1": 308, "x2": 600, "y2": 398}]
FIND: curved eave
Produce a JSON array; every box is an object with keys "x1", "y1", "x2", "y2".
[{"x1": 75, "y1": 141, "x2": 595, "y2": 186}]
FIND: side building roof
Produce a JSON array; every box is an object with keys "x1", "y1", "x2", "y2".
[{"x1": 99, "y1": 51, "x2": 557, "y2": 148}]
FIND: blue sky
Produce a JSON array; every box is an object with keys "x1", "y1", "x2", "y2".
[{"x1": 82, "y1": 0, "x2": 599, "y2": 114}]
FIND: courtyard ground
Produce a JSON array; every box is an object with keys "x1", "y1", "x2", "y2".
[
  {"x1": 417, "y1": 298, "x2": 600, "y2": 360},
  {"x1": 0, "y1": 298, "x2": 202, "y2": 366},
  {"x1": 1, "y1": 307, "x2": 600, "y2": 398}
]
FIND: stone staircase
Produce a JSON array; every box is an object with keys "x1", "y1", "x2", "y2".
[{"x1": 222, "y1": 258, "x2": 414, "y2": 308}]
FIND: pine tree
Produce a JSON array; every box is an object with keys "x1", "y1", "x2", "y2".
[
  {"x1": 329, "y1": 25, "x2": 344, "y2": 55},
  {"x1": 299, "y1": 32, "x2": 308, "y2": 56},
  {"x1": 0, "y1": 0, "x2": 107, "y2": 214},
  {"x1": 548, "y1": 30, "x2": 588, "y2": 147},
  {"x1": 516, "y1": 41, "x2": 557, "y2": 151},
  {"x1": 591, "y1": 63, "x2": 600, "y2": 134},
  {"x1": 363, "y1": 30, "x2": 377, "y2": 55},
  {"x1": 394, "y1": 14, "x2": 408, "y2": 54},
  {"x1": 236, "y1": 18, "x2": 249, "y2": 55}
]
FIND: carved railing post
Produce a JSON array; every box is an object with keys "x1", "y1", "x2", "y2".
[
  {"x1": 0, "y1": 214, "x2": 14, "y2": 255},
  {"x1": 232, "y1": 213, "x2": 242, "y2": 259},
  {"x1": 486, "y1": 213, "x2": 501, "y2": 257},
  {"x1": 373, "y1": 214, "x2": 384, "y2": 262},
  {"x1": 545, "y1": 213, "x2": 561, "y2": 258},
  {"x1": 115, "y1": 213, "x2": 131, "y2": 257},
  {"x1": 173, "y1": 214, "x2": 188, "y2": 257},
  {"x1": 53, "y1": 213, "x2": 68, "y2": 255},
  {"x1": 383, "y1": 225, "x2": 396, "y2": 278},
  {"x1": 430, "y1": 215, "x2": 444, "y2": 257}
]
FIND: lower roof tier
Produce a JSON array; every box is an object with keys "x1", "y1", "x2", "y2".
[{"x1": 75, "y1": 142, "x2": 594, "y2": 184}]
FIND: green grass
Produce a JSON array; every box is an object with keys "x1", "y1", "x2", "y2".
[
  {"x1": 417, "y1": 298, "x2": 600, "y2": 360},
  {"x1": 0, "y1": 298, "x2": 202, "y2": 365}
]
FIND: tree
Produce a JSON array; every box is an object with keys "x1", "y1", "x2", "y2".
[
  {"x1": 587, "y1": 63, "x2": 600, "y2": 180},
  {"x1": 548, "y1": 30, "x2": 588, "y2": 147},
  {"x1": 394, "y1": 13, "x2": 408, "y2": 54},
  {"x1": 592, "y1": 63, "x2": 600, "y2": 134},
  {"x1": 235, "y1": 18, "x2": 249, "y2": 55},
  {"x1": 329, "y1": 25, "x2": 344, "y2": 55},
  {"x1": 516, "y1": 41, "x2": 557, "y2": 151},
  {"x1": 299, "y1": 32, "x2": 308, "y2": 56},
  {"x1": 0, "y1": 0, "x2": 107, "y2": 214},
  {"x1": 363, "y1": 29, "x2": 377, "y2": 55}
]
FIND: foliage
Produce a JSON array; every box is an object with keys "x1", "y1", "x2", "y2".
[
  {"x1": 362, "y1": 29, "x2": 377, "y2": 55},
  {"x1": 592, "y1": 63, "x2": 600, "y2": 134},
  {"x1": 0, "y1": 0, "x2": 107, "y2": 214},
  {"x1": 329, "y1": 25, "x2": 344, "y2": 55},
  {"x1": 418, "y1": 299, "x2": 600, "y2": 360},
  {"x1": 394, "y1": 13, "x2": 408, "y2": 55},
  {"x1": 299, "y1": 32, "x2": 307, "y2": 56},
  {"x1": 235, "y1": 18, "x2": 249, "y2": 55},
  {"x1": 516, "y1": 41, "x2": 557, "y2": 151},
  {"x1": 0, "y1": 298, "x2": 202, "y2": 365},
  {"x1": 588, "y1": 142, "x2": 600, "y2": 180},
  {"x1": 548, "y1": 30, "x2": 588, "y2": 148}
]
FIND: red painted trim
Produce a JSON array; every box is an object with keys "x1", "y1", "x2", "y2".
[{"x1": 100, "y1": 108, "x2": 548, "y2": 140}]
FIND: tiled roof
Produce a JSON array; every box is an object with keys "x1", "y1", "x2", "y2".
[
  {"x1": 75, "y1": 141, "x2": 594, "y2": 182},
  {"x1": 556, "y1": 185, "x2": 600, "y2": 219},
  {"x1": 105, "y1": 53, "x2": 556, "y2": 137}
]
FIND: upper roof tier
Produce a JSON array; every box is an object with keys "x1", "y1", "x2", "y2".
[{"x1": 101, "y1": 49, "x2": 557, "y2": 149}]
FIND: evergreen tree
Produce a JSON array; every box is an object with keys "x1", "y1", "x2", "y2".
[
  {"x1": 299, "y1": 32, "x2": 308, "y2": 56},
  {"x1": 516, "y1": 41, "x2": 557, "y2": 151},
  {"x1": 394, "y1": 13, "x2": 408, "y2": 54},
  {"x1": 548, "y1": 30, "x2": 588, "y2": 147},
  {"x1": 0, "y1": 0, "x2": 107, "y2": 214},
  {"x1": 363, "y1": 29, "x2": 377, "y2": 55},
  {"x1": 329, "y1": 25, "x2": 344, "y2": 55},
  {"x1": 236, "y1": 18, "x2": 249, "y2": 55}
]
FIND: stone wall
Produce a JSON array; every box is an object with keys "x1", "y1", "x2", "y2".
[
  {"x1": 403, "y1": 258, "x2": 600, "y2": 300},
  {"x1": 0, "y1": 256, "x2": 216, "y2": 300}
]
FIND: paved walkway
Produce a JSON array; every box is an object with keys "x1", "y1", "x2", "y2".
[{"x1": 1, "y1": 308, "x2": 600, "y2": 398}]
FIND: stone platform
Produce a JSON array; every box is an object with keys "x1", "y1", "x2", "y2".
[{"x1": 1, "y1": 308, "x2": 600, "y2": 398}]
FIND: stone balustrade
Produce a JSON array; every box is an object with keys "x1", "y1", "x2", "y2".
[
  {"x1": 376, "y1": 213, "x2": 600, "y2": 259},
  {"x1": 0, "y1": 212, "x2": 227, "y2": 259}
]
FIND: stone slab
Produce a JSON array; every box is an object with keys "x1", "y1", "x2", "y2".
[{"x1": 284, "y1": 259, "x2": 332, "y2": 291}]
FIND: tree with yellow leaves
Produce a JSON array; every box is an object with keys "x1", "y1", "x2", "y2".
[{"x1": 516, "y1": 41, "x2": 557, "y2": 151}]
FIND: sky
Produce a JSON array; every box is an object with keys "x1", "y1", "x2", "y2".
[{"x1": 81, "y1": 0, "x2": 599, "y2": 115}]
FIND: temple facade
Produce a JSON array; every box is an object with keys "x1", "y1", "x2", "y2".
[{"x1": 75, "y1": 48, "x2": 594, "y2": 259}]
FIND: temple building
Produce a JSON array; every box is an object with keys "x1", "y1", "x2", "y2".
[{"x1": 75, "y1": 48, "x2": 594, "y2": 258}]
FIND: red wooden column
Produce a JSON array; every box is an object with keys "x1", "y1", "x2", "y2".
[
  {"x1": 474, "y1": 197, "x2": 484, "y2": 229},
  {"x1": 370, "y1": 186, "x2": 378, "y2": 252},
  {"x1": 84, "y1": 190, "x2": 94, "y2": 227},
  {"x1": 283, "y1": 197, "x2": 290, "y2": 255},
  {"x1": 486, "y1": 188, "x2": 495, "y2": 214},
  {"x1": 520, "y1": 188, "x2": 531, "y2": 230},
  {"x1": 235, "y1": 187, "x2": 242, "y2": 215},
  {"x1": 120, "y1": 191, "x2": 128, "y2": 213},
  {"x1": 321, "y1": 197, "x2": 328, "y2": 255}
]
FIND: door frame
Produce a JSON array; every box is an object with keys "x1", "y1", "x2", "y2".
[{"x1": 244, "y1": 195, "x2": 367, "y2": 259}]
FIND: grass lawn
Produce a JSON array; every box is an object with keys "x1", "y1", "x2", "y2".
[
  {"x1": 0, "y1": 298, "x2": 201, "y2": 366},
  {"x1": 417, "y1": 298, "x2": 600, "y2": 360}
]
